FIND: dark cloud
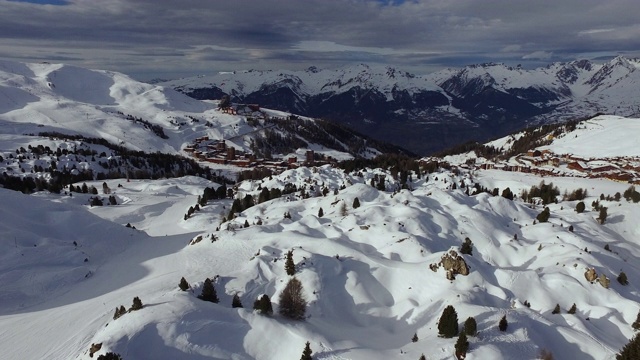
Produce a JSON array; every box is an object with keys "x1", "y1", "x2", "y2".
[{"x1": 0, "y1": 0, "x2": 639, "y2": 80}]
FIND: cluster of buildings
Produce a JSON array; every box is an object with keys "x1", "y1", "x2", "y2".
[
  {"x1": 183, "y1": 136, "x2": 325, "y2": 173},
  {"x1": 474, "y1": 149, "x2": 640, "y2": 183}
]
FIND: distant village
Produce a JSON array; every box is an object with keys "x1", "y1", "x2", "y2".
[
  {"x1": 183, "y1": 103, "x2": 336, "y2": 173},
  {"x1": 472, "y1": 149, "x2": 640, "y2": 184}
]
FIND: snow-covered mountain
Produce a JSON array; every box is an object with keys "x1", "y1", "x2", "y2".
[
  {"x1": 164, "y1": 57, "x2": 640, "y2": 155},
  {"x1": 2, "y1": 111, "x2": 640, "y2": 359},
  {"x1": 0, "y1": 60, "x2": 399, "y2": 167},
  {"x1": 3, "y1": 60, "x2": 640, "y2": 360}
]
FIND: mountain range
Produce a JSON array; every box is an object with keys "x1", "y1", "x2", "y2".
[
  {"x1": 2, "y1": 58, "x2": 640, "y2": 359},
  {"x1": 164, "y1": 56, "x2": 640, "y2": 155}
]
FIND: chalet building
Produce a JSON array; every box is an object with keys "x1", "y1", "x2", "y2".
[
  {"x1": 590, "y1": 164, "x2": 618, "y2": 173},
  {"x1": 227, "y1": 147, "x2": 236, "y2": 160},
  {"x1": 305, "y1": 150, "x2": 315, "y2": 165},
  {"x1": 568, "y1": 161, "x2": 588, "y2": 171}
]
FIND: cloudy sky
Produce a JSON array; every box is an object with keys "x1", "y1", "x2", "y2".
[{"x1": 2, "y1": 0, "x2": 640, "y2": 80}]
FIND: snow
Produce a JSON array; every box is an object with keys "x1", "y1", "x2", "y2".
[
  {"x1": 538, "y1": 115, "x2": 640, "y2": 158},
  {"x1": 0, "y1": 162, "x2": 639, "y2": 359},
  {"x1": 2, "y1": 60, "x2": 640, "y2": 360}
]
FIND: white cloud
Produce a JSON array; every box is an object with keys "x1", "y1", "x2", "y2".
[{"x1": 522, "y1": 51, "x2": 553, "y2": 60}]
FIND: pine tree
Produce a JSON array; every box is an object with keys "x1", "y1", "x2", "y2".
[
  {"x1": 179, "y1": 277, "x2": 190, "y2": 291},
  {"x1": 318, "y1": 207, "x2": 324, "y2": 217},
  {"x1": 464, "y1": 316, "x2": 477, "y2": 336},
  {"x1": 412, "y1": 332, "x2": 418, "y2": 342},
  {"x1": 279, "y1": 277, "x2": 307, "y2": 320},
  {"x1": 113, "y1": 305, "x2": 126, "y2": 320},
  {"x1": 232, "y1": 293, "x2": 243, "y2": 308},
  {"x1": 129, "y1": 296, "x2": 143, "y2": 311},
  {"x1": 501, "y1": 187, "x2": 514, "y2": 200},
  {"x1": 300, "y1": 341, "x2": 313, "y2": 360},
  {"x1": 437, "y1": 305, "x2": 459, "y2": 338},
  {"x1": 418, "y1": 355, "x2": 426, "y2": 360},
  {"x1": 632, "y1": 310, "x2": 640, "y2": 331},
  {"x1": 618, "y1": 272, "x2": 629, "y2": 286},
  {"x1": 617, "y1": 334, "x2": 640, "y2": 360},
  {"x1": 498, "y1": 315, "x2": 508, "y2": 331},
  {"x1": 285, "y1": 250, "x2": 296, "y2": 276},
  {"x1": 568, "y1": 303, "x2": 577, "y2": 314},
  {"x1": 198, "y1": 278, "x2": 219, "y2": 303},
  {"x1": 352, "y1": 197, "x2": 361, "y2": 209},
  {"x1": 598, "y1": 207, "x2": 608, "y2": 224},
  {"x1": 552, "y1": 304, "x2": 561, "y2": 314},
  {"x1": 460, "y1": 237, "x2": 473, "y2": 256},
  {"x1": 536, "y1": 207, "x2": 551, "y2": 223},
  {"x1": 253, "y1": 294, "x2": 273, "y2": 315},
  {"x1": 454, "y1": 332, "x2": 469, "y2": 360},
  {"x1": 97, "y1": 353, "x2": 122, "y2": 360}
]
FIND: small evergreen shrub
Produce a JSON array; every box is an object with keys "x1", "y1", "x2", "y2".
[
  {"x1": 285, "y1": 250, "x2": 296, "y2": 276},
  {"x1": 552, "y1": 304, "x2": 561, "y2": 314},
  {"x1": 179, "y1": 277, "x2": 190, "y2": 291},
  {"x1": 576, "y1": 201, "x2": 585, "y2": 213},
  {"x1": 598, "y1": 207, "x2": 608, "y2": 224},
  {"x1": 253, "y1": 294, "x2": 273, "y2": 315},
  {"x1": 464, "y1": 316, "x2": 477, "y2": 336},
  {"x1": 97, "y1": 352, "x2": 122, "y2": 360},
  {"x1": 129, "y1": 296, "x2": 143, "y2": 311},
  {"x1": 352, "y1": 197, "x2": 361, "y2": 209},
  {"x1": 618, "y1": 272, "x2": 629, "y2": 286},
  {"x1": 568, "y1": 303, "x2": 577, "y2": 314},
  {"x1": 536, "y1": 207, "x2": 551, "y2": 223},
  {"x1": 460, "y1": 237, "x2": 473, "y2": 256},
  {"x1": 454, "y1": 332, "x2": 469, "y2": 360},
  {"x1": 300, "y1": 341, "x2": 313, "y2": 360},
  {"x1": 113, "y1": 305, "x2": 126, "y2": 320},
  {"x1": 498, "y1": 315, "x2": 508, "y2": 331},
  {"x1": 232, "y1": 293, "x2": 243, "y2": 308},
  {"x1": 198, "y1": 278, "x2": 219, "y2": 303}
]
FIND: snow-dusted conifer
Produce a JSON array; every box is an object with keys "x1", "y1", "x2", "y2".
[
  {"x1": 178, "y1": 277, "x2": 190, "y2": 291},
  {"x1": 300, "y1": 341, "x2": 313, "y2": 360},
  {"x1": 438, "y1": 305, "x2": 458, "y2": 338},
  {"x1": 198, "y1": 278, "x2": 219, "y2": 303},
  {"x1": 279, "y1": 277, "x2": 306, "y2": 320},
  {"x1": 232, "y1": 293, "x2": 243, "y2": 308},
  {"x1": 285, "y1": 250, "x2": 296, "y2": 275}
]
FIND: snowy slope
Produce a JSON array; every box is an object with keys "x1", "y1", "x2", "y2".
[
  {"x1": 0, "y1": 60, "x2": 365, "y2": 161},
  {"x1": 537, "y1": 115, "x2": 640, "y2": 158},
  {"x1": 1, "y1": 161, "x2": 640, "y2": 359}
]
